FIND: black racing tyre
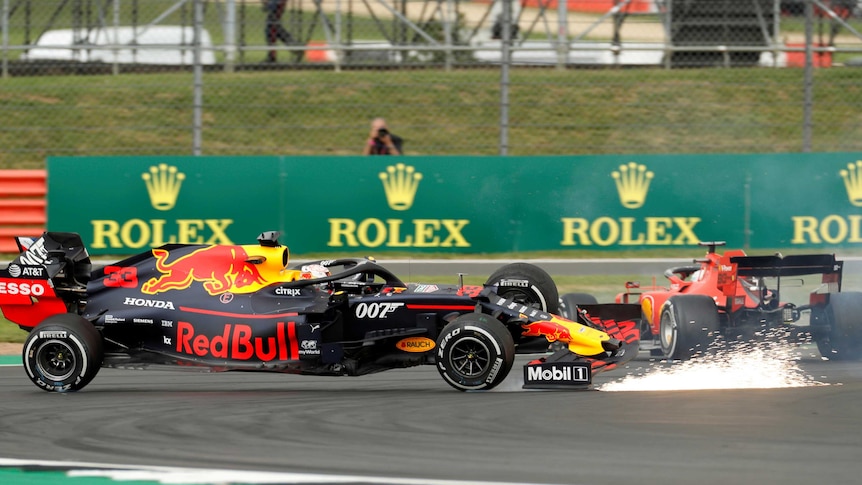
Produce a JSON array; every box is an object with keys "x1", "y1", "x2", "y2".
[
  {"x1": 816, "y1": 292, "x2": 862, "y2": 361},
  {"x1": 659, "y1": 295, "x2": 720, "y2": 360},
  {"x1": 485, "y1": 263, "x2": 559, "y2": 314},
  {"x1": 558, "y1": 292, "x2": 598, "y2": 320},
  {"x1": 436, "y1": 313, "x2": 515, "y2": 391},
  {"x1": 23, "y1": 314, "x2": 104, "y2": 393}
]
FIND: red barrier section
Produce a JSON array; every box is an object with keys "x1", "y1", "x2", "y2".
[
  {"x1": 785, "y1": 44, "x2": 833, "y2": 68},
  {"x1": 0, "y1": 170, "x2": 47, "y2": 253}
]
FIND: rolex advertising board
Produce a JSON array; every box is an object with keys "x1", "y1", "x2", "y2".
[
  {"x1": 745, "y1": 154, "x2": 862, "y2": 248},
  {"x1": 46, "y1": 154, "x2": 861, "y2": 255}
]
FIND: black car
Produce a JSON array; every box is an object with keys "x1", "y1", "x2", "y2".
[{"x1": 0, "y1": 231, "x2": 639, "y2": 392}]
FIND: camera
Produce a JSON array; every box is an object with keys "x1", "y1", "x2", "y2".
[{"x1": 377, "y1": 128, "x2": 389, "y2": 138}]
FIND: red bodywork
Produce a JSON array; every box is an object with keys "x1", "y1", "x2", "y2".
[
  {"x1": 0, "y1": 234, "x2": 70, "y2": 328},
  {"x1": 615, "y1": 244, "x2": 841, "y2": 336},
  {"x1": 0, "y1": 277, "x2": 67, "y2": 329}
]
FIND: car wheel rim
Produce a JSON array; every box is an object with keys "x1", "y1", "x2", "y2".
[
  {"x1": 35, "y1": 340, "x2": 76, "y2": 381},
  {"x1": 449, "y1": 337, "x2": 491, "y2": 378},
  {"x1": 661, "y1": 316, "x2": 676, "y2": 354}
]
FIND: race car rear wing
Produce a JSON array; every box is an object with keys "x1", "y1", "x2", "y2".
[
  {"x1": 13, "y1": 232, "x2": 93, "y2": 288},
  {"x1": 730, "y1": 254, "x2": 842, "y2": 279},
  {"x1": 1, "y1": 232, "x2": 92, "y2": 328}
]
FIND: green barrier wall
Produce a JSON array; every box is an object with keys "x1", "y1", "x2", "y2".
[{"x1": 46, "y1": 154, "x2": 862, "y2": 255}]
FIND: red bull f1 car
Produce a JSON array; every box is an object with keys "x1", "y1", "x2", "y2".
[
  {"x1": 0, "y1": 232, "x2": 640, "y2": 393},
  {"x1": 562, "y1": 241, "x2": 862, "y2": 361}
]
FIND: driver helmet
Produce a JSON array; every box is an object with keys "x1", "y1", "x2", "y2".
[{"x1": 299, "y1": 264, "x2": 331, "y2": 280}]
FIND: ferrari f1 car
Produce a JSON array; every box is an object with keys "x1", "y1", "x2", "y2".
[
  {"x1": 0, "y1": 232, "x2": 639, "y2": 392},
  {"x1": 561, "y1": 241, "x2": 862, "y2": 361}
]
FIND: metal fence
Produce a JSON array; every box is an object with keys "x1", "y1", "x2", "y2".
[{"x1": 1, "y1": 0, "x2": 862, "y2": 166}]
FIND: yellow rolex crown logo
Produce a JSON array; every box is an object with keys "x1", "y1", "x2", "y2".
[
  {"x1": 840, "y1": 160, "x2": 862, "y2": 207},
  {"x1": 611, "y1": 162, "x2": 653, "y2": 209},
  {"x1": 142, "y1": 163, "x2": 185, "y2": 211},
  {"x1": 380, "y1": 163, "x2": 422, "y2": 211}
]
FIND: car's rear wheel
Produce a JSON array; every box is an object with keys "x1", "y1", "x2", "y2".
[
  {"x1": 485, "y1": 263, "x2": 559, "y2": 314},
  {"x1": 660, "y1": 295, "x2": 720, "y2": 360},
  {"x1": 816, "y1": 292, "x2": 862, "y2": 361},
  {"x1": 436, "y1": 313, "x2": 515, "y2": 391},
  {"x1": 23, "y1": 314, "x2": 104, "y2": 393}
]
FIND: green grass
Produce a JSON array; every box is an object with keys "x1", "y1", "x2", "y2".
[
  {"x1": 0, "y1": 319, "x2": 25, "y2": 343},
  {"x1": 2, "y1": 66, "x2": 861, "y2": 167},
  {"x1": 2, "y1": 2, "x2": 861, "y2": 166}
]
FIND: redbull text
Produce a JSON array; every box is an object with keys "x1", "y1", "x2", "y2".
[{"x1": 176, "y1": 321, "x2": 298, "y2": 361}]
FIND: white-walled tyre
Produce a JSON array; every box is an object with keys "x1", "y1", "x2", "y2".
[
  {"x1": 436, "y1": 313, "x2": 515, "y2": 391},
  {"x1": 23, "y1": 314, "x2": 104, "y2": 393}
]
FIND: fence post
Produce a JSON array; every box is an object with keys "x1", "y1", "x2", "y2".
[
  {"x1": 802, "y1": 0, "x2": 813, "y2": 152},
  {"x1": 663, "y1": 0, "x2": 672, "y2": 69},
  {"x1": 771, "y1": 0, "x2": 780, "y2": 67},
  {"x1": 444, "y1": 0, "x2": 454, "y2": 72},
  {"x1": 193, "y1": 0, "x2": 203, "y2": 156},
  {"x1": 2, "y1": 0, "x2": 8, "y2": 79},
  {"x1": 556, "y1": 0, "x2": 567, "y2": 70},
  {"x1": 334, "y1": 0, "x2": 342, "y2": 72},
  {"x1": 499, "y1": 0, "x2": 512, "y2": 156},
  {"x1": 112, "y1": 0, "x2": 120, "y2": 75},
  {"x1": 224, "y1": 0, "x2": 236, "y2": 73}
]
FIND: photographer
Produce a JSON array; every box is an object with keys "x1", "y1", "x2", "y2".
[{"x1": 363, "y1": 118, "x2": 403, "y2": 155}]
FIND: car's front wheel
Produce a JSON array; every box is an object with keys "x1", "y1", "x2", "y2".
[
  {"x1": 485, "y1": 263, "x2": 559, "y2": 314},
  {"x1": 660, "y1": 295, "x2": 720, "y2": 360},
  {"x1": 23, "y1": 314, "x2": 104, "y2": 392},
  {"x1": 436, "y1": 313, "x2": 515, "y2": 391}
]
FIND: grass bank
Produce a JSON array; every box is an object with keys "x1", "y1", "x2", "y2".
[{"x1": 3, "y1": 66, "x2": 861, "y2": 167}]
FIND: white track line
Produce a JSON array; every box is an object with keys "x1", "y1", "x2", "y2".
[{"x1": 0, "y1": 458, "x2": 566, "y2": 485}]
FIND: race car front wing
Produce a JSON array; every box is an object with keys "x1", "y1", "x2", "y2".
[{"x1": 521, "y1": 313, "x2": 640, "y2": 390}]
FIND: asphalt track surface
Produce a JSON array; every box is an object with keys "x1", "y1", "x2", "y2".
[{"x1": 2, "y1": 260, "x2": 862, "y2": 485}]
